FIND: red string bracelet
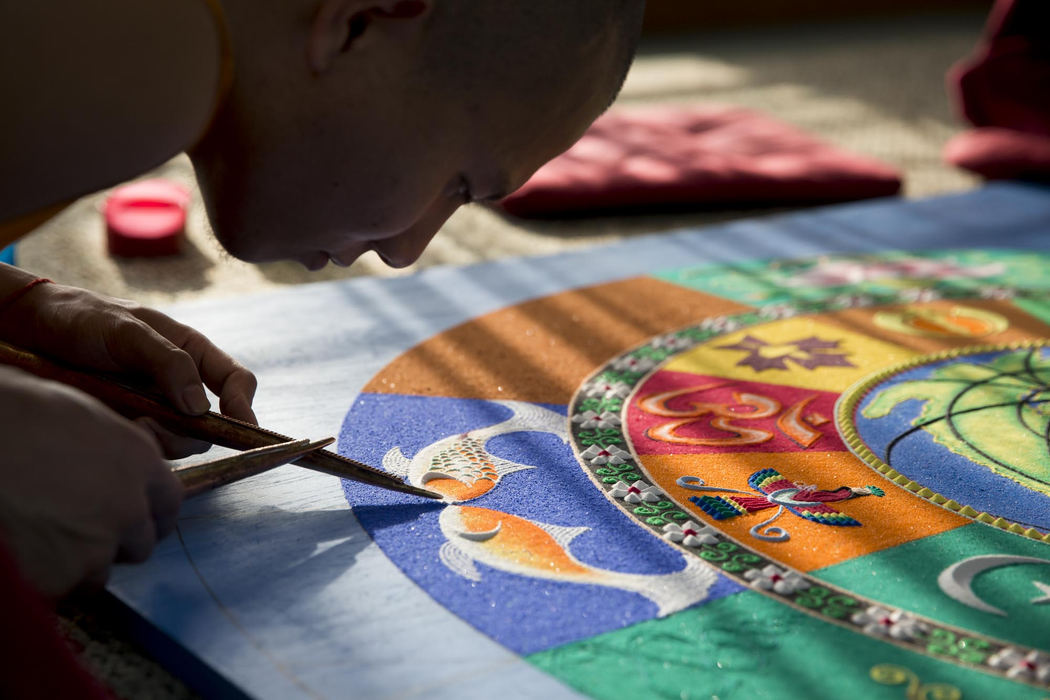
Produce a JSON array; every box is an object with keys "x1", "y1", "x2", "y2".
[{"x1": 0, "y1": 278, "x2": 52, "y2": 316}]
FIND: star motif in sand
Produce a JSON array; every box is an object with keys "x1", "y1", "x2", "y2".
[{"x1": 717, "y1": 334, "x2": 855, "y2": 372}]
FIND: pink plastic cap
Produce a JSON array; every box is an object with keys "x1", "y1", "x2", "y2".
[{"x1": 104, "y1": 179, "x2": 190, "y2": 257}]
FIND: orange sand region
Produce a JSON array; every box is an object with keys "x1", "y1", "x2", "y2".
[
  {"x1": 818, "y1": 298, "x2": 1050, "y2": 355},
  {"x1": 459, "y1": 506, "x2": 591, "y2": 576},
  {"x1": 639, "y1": 451, "x2": 968, "y2": 572},
  {"x1": 364, "y1": 277, "x2": 751, "y2": 405}
]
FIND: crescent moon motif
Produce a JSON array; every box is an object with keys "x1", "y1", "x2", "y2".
[{"x1": 937, "y1": 555, "x2": 1050, "y2": 616}]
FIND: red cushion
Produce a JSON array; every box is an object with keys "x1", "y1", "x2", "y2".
[
  {"x1": 945, "y1": 0, "x2": 1050, "y2": 178},
  {"x1": 497, "y1": 106, "x2": 901, "y2": 218},
  {"x1": 944, "y1": 127, "x2": 1050, "y2": 180}
]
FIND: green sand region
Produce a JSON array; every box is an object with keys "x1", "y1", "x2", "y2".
[
  {"x1": 528, "y1": 580, "x2": 1038, "y2": 699},
  {"x1": 653, "y1": 249, "x2": 1050, "y2": 308},
  {"x1": 814, "y1": 522, "x2": 1050, "y2": 651},
  {"x1": 1014, "y1": 297, "x2": 1050, "y2": 325}
]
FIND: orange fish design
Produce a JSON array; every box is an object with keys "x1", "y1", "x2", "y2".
[
  {"x1": 438, "y1": 505, "x2": 718, "y2": 616},
  {"x1": 382, "y1": 401, "x2": 568, "y2": 502}
]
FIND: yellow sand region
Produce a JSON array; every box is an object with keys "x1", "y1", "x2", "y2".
[{"x1": 664, "y1": 316, "x2": 916, "y2": 393}]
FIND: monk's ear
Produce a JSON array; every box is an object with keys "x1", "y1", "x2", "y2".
[{"x1": 308, "y1": 0, "x2": 431, "y2": 74}]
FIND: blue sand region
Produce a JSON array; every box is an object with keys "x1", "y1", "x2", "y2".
[
  {"x1": 339, "y1": 393, "x2": 742, "y2": 655},
  {"x1": 851, "y1": 350, "x2": 1050, "y2": 531}
]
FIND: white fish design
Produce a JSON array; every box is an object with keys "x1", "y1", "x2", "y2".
[
  {"x1": 438, "y1": 505, "x2": 718, "y2": 616},
  {"x1": 382, "y1": 400, "x2": 569, "y2": 502}
]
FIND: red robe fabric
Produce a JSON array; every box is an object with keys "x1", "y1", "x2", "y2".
[
  {"x1": 0, "y1": 537, "x2": 112, "y2": 699},
  {"x1": 945, "y1": 0, "x2": 1050, "y2": 179},
  {"x1": 497, "y1": 105, "x2": 901, "y2": 218}
]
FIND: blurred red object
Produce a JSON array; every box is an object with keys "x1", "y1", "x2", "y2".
[
  {"x1": 0, "y1": 537, "x2": 112, "y2": 699},
  {"x1": 104, "y1": 179, "x2": 189, "y2": 257},
  {"x1": 945, "y1": 0, "x2": 1050, "y2": 179},
  {"x1": 497, "y1": 105, "x2": 901, "y2": 218}
]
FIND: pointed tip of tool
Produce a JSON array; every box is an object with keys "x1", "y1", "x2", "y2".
[
  {"x1": 293, "y1": 448, "x2": 444, "y2": 499},
  {"x1": 410, "y1": 485, "x2": 443, "y2": 500},
  {"x1": 308, "y1": 436, "x2": 337, "y2": 451},
  {"x1": 390, "y1": 481, "x2": 443, "y2": 499}
]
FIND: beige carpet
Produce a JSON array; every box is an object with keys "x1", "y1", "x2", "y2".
[{"x1": 40, "y1": 10, "x2": 989, "y2": 699}]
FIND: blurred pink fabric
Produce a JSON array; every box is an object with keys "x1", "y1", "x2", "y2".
[
  {"x1": 497, "y1": 105, "x2": 901, "y2": 218},
  {"x1": 945, "y1": 0, "x2": 1050, "y2": 179}
]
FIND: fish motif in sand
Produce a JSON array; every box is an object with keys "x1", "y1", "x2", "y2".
[
  {"x1": 438, "y1": 505, "x2": 718, "y2": 616},
  {"x1": 382, "y1": 400, "x2": 569, "y2": 502}
]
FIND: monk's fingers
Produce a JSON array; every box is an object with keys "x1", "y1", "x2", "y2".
[
  {"x1": 147, "y1": 456, "x2": 184, "y2": 541},
  {"x1": 115, "y1": 516, "x2": 157, "y2": 564},
  {"x1": 212, "y1": 362, "x2": 258, "y2": 425},
  {"x1": 132, "y1": 308, "x2": 258, "y2": 424},
  {"x1": 135, "y1": 417, "x2": 210, "y2": 460},
  {"x1": 104, "y1": 318, "x2": 211, "y2": 414}
]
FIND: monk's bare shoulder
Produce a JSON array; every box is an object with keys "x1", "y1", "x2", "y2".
[{"x1": 0, "y1": 0, "x2": 224, "y2": 221}]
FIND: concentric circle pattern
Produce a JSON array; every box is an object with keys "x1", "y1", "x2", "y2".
[{"x1": 341, "y1": 250, "x2": 1050, "y2": 698}]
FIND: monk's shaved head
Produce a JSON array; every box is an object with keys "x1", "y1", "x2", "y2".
[
  {"x1": 426, "y1": 0, "x2": 645, "y2": 104},
  {"x1": 193, "y1": 0, "x2": 647, "y2": 268}
]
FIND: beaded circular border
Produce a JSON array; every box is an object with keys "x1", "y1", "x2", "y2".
[
  {"x1": 835, "y1": 340, "x2": 1050, "y2": 543},
  {"x1": 567, "y1": 286, "x2": 1050, "y2": 689}
]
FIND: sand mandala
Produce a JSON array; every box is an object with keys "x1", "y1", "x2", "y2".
[
  {"x1": 339, "y1": 249, "x2": 1050, "y2": 698},
  {"x1": 841, "y1": 342, "x2": 1050, "y2": 535}
]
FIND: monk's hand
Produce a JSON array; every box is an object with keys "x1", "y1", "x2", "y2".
[
  {"x1": 0, "y1": 273, "x2": 257, "y2": 455},
  {"x1": 0, "y1": 367, "x2": 183, "y2": 597}
]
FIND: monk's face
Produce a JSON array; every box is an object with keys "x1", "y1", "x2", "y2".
[{"x1": 191, "y1": 6, "x2": 620, "y2": 270}]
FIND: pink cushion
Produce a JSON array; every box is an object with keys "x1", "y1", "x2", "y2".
[{"x1": 497, "y1": 106, "x2": 901, "y2": 218}]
